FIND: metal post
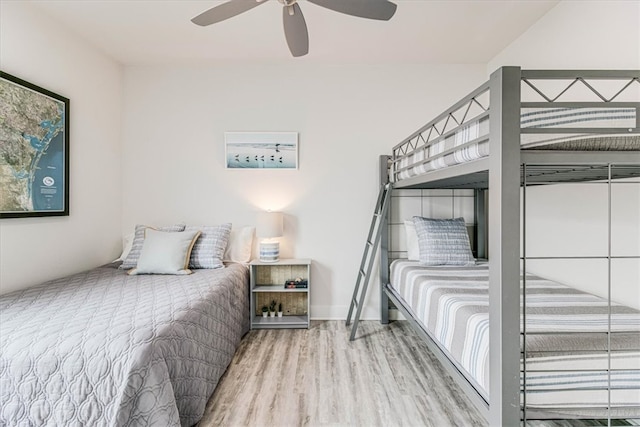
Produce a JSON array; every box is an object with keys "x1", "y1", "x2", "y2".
[
  {"x1": 607, "y1": 164, "x2": 612, "y2": 424},
  {"x1": 380, "y1": 155, "x2": 390, "y2": 324},
  {"x1": 474, "y1": 189, "x2": 487, "y2": 259},
  {"x1": 521, "y1": 164, "x2": 528, "y2": 424},
  {"x1": 488, "y1": 66, "x2": 522, "y2": 427}
]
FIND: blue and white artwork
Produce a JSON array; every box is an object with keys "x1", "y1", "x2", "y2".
[{"x1": 225, "y1": 132, "x2": 298, "y2": 169}]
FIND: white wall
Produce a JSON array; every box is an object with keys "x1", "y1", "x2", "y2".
[
  {"x1": 0, "y1": 1, "x2": 123, "y2": 294},
  {"x1": 4, "y1": 0, "x2": 636, "y2": 314},
  {"x1": 489, "y1": 0, "x2": 640, "y2": 308},
  {"x1": 488, "y1": 0, "x2": 640, "y2": 71},
  {"x1": 121, "y1": 64, "x2": 486, "y2": 319},
  {"x1": 523, "y1": 182, "x2": 640, "y2": 309}
]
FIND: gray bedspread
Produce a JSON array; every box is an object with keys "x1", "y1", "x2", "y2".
[{"x1": 0, "y1": 262, "x2": 249, "y2": 426}]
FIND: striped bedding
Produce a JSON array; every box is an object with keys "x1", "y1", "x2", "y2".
[
  {"x1": 395, "y1": 107, "x2": 640, "y2": 181},
  {"x1": 389, "y1": 260, "x2": 640, "y2": 417}
]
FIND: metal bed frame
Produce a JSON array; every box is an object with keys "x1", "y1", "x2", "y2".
[{"x1": 379, "y1": 67, "x2": 640, "y2": 426}]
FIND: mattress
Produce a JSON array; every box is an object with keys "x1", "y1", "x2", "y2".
[
  {"x1": 394, "y1": 107, "x2": 640, "y2": 181},
  {"x1": 0, "y1": 262, "x2": 250, "y2": 426},
  {"x1": 389, "y1": 260, "x2": 640, "y2": 418}
]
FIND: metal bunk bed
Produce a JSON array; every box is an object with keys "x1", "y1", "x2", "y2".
[{"x1": 378, "y1": 67, "x2": 640, "y2": 426}]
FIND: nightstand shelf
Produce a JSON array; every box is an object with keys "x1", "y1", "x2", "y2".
[
  {"x1": 250, "y1": 258, "x2": 311, "y2": 329},
  {"x1": 253, "y1": 285, "x2": 308, "y2": 293},
  {"x1": 252, "y1": 315, "x2": 308, "y2": 328}
]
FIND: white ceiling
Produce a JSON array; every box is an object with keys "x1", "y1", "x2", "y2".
[{"x1": 27, "y1": 0, "x2": 560, "y2": 65}]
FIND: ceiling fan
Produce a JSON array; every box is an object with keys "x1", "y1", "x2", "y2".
[{"x1": 191, "y1": 0, "x2": 397, "y2": 57}]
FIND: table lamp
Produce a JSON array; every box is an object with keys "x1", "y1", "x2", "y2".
[{"x1": 257, "y1": 211, "x2": 283, "y2": 262}]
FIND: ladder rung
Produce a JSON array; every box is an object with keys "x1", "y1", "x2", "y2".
[
  {"x1": 352, "y1": 298, "x2": 359, "y2": 308},
  {"x1": 366, "y1": 241, "x2": 373, "y2": 247},
  {"x1": 359, "y1": 269, "x2": 365, "y2": 277}
]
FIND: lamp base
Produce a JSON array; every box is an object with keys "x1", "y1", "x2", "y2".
[{"x1": 259, "y1": 241, "x2": 280, "y2": 263}]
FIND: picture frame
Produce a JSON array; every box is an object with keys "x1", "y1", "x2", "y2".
[
  {"x1": 225, "y1": 132, "x2": 298, "y2": 169},
  {"x1": 0, "y1": 71, "x2": 70, "y2": 218}
]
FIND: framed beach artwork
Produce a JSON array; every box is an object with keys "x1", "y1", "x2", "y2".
[
  {"x1": 225, "y1": 132, "x2": 298, "y2": 169},
  {"x1": 0, "y1": 71, "x2": 70, "y2": 218}
]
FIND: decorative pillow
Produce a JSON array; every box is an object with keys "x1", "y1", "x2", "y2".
[
  {"x1": 185, "y1": 223, "x2": 232, "y2": 269},
  {"x1": 413, "y1": 216, "x2": 475, "y2": 266},
  {"x1": 224, "y1": 226, "x2": 255, "y2": 263},
  {"x1": 403, "y1": 220, "x2": 420, "y2": 261},
  {"x1": 128, "y1": 229, "x2": 201, "y2": 275},
  {"x1": 114, "y1": 232, "x2": 134, "y2": 262},
  {"x1": 120, "y1": 223, "x2": 186, "y2": 269}
]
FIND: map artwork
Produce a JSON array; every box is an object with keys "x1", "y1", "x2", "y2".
[{"x1": 1, "y1": 72, "x2": 69, "y2": 217}]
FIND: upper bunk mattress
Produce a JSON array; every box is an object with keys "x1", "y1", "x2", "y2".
[
  {"x1": 395, "y1": 107, "x2": 640, "y2": 181},
  {"x1": 389, "y1": 259, "x2": 640, "y2": 418},
  {"x1": 0, "y1": 262, "x2": 250, "y2": 426}
]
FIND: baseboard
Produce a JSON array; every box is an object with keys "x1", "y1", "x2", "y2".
[{"x1": 310, "y1": 306, "x2": 405, "y2": 321}]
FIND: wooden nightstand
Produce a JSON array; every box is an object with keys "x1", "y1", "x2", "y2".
[{"x1": 249, "y1": 258, "x2": 310, "y2": 329}]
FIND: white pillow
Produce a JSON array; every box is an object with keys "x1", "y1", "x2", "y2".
[
  {"x1": 114, "y1": 232, "x2": 134, "y2": 262},
  {"x1": 120, "y1": 223, "x2": 186, "y2": 269},
  {"x1": 404, "y1": 220, "x2": 420, "y2": 261},
  {"x1": 128, "y1": 229, "x2": 201, "y2": 275},
  {"x1": 224, "y1": 226, "x2": 255, "y2": 263}
]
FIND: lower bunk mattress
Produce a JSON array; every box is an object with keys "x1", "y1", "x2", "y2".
[
  {"x1": 389, "y1": 259, "x2": 640, "y2": 418},
  {"x1": 0, "y1": 262, "x2": 250, "y2": 426}
]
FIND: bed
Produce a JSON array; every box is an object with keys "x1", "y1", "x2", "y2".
[
  {"x1": 395, "y1": 107, "x2": 639, "y2": 181},
  {"x1": 378, "y1": 67, "x2": 640, "y2": 425},
  {"x1": 0, "y1": 261, "x2": 249, "y2": 426},
  {"x1": 388, "y1": 260, "x2": 640, "y2": 419}
]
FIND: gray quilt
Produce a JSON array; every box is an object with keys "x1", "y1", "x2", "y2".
[{"x1": 0, "y1": 262, "x2": 249, "y2": 426}]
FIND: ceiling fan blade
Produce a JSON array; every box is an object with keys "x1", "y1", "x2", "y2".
[
  {"x1": 307, "y1": 0, "x2": 397, "y2": 21},
  {"x1": 191, "y1": 0, "x2": 268, "y2": 26},
  {"x1": 283, "y1": 4, "x2": 309, "y2": 57}
]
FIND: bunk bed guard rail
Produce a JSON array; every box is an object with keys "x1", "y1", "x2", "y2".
[{"x1": 391, "y1": 69, "x2": 640, "y2": 188}]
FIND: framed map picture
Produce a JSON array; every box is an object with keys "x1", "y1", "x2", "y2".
[
  {"x1": 0, "y1": 71, "x2": 69, "y2": 218},
  {"x1": 225, "y1": 132, "x2": 298, "y2": 169}
]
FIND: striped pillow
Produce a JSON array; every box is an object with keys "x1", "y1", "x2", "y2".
[
  {"x1": 186, "y1": 223, "x2": 232, "y2": 269},
  {"x1": 120, "y1": 223, "x2": 186, "y2": 269},
  {"x1": 413, "y1": 216, "x2": 475, "y2": 266}
]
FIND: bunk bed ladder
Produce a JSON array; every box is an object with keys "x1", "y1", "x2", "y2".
[{"x1": 346, "y1": 182, "x2": 391, "y2": 341}]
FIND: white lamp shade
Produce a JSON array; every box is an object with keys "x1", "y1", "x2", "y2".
[{"x1": 257, "y1": 211, "x2": 283, "y2": 238}]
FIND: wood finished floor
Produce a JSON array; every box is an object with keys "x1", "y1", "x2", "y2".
[
  {"x1": 199, "y1": 320, "x2": 484, "y2": 427},
  {"x1": 198, "y1": 321, "x2": 634, "y2": 427}
]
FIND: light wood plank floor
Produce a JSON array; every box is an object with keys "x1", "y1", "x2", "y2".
[
  {"x1": 198, "y1": 321, "x2": 637, "y2": 427},
  {"x1": 199, "y1": 320, "x2": 485, "y2": 427}
]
